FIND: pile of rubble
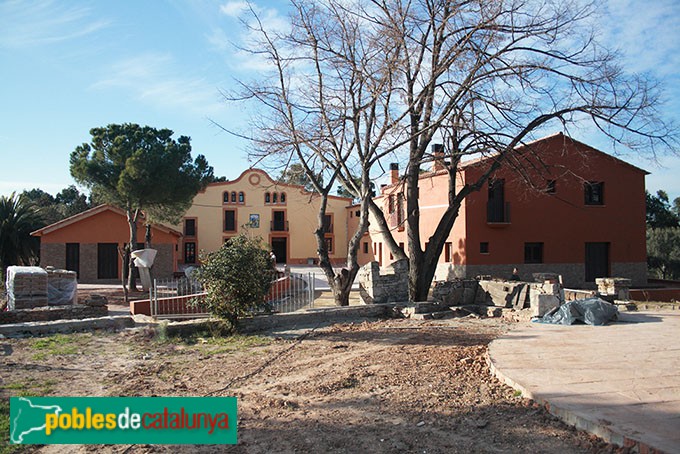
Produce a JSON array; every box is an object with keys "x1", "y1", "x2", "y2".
[{"x1": 412, "y1": 273, "x2": 629, "y2": 322}]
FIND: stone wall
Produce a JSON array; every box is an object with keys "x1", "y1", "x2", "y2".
[
  {"x1": 453, "y1": 262, "x2": 647, "y2": 289},
  {"x1": 40, "y1": 243, "x2": 65, "y2": 270},
  {"x1": 151, "y1": 243, "x2": 175, "y2": 280},
  {"x1": 42, "y1": 242, "x2": 176, "y2": 283},
  {"x1": 79, "y1": 243, "x2": 99, "y2": 283},
  {"x1": 0, "y1": 316, "x2": 133, "y2": 338},
  {"x1": 433, "y1": 275, "x2": 563, "y2": 317},
  {"x1": 596, "y1": 277, "x2": 631, "y2": 301},
  {"x1": 465, "y1": 263, "x2": 585, "y2": 287},
  {"x1": 611, "y1": 262, "x2": 647, "y2": 287},
  {"x1": 358, "y1": 259, "x2": 409, "y2": 304},
  {"x1": 431, "y1": 280, "x2": 479, "y2": 306},
  {"x1": 0, "y1": 305, "x2": 107, "y2": 325}
]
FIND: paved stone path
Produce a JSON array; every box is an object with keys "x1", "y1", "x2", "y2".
[{"x1": 488, "y1": 311, "x2": 680, "y2": 453}]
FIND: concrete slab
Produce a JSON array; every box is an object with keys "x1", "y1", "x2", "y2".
[{"x1": 488, "y1": 311, "x2": 680, "y2": 453}]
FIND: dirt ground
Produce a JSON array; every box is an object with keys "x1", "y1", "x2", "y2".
[{"x1": 0, "y1": 311, "x2": 628, "y2": 454}]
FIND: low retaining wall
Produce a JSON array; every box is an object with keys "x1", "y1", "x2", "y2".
[
  {"x1": 130, "y1": 293, "x2": 208, "y2": 317},
  {"x1": 239, "y1": 304, "x2": 392, "y2": 333},
  {"x1": 0, "y1": 315, "x2": 134, "y2": 338},
  {"x1": 630, "y1": 288, "x2": 680, "y2": 302},
  {"x1": 0, "y1": 305, "x2": 107, "y2": 325},
  {"x1": 161, "y1": 304, "x2": 394, "y2": 337}
]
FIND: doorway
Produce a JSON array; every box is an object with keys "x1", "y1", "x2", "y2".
[
  {"x1": 585, "y1": 242, "x2": 610, "y2": 282},
  {"x1": 271, "y1": 237, "x2": 287, "y2": 264},
  {"x1": 65, "y1": 243, "x2": 80, "y2": 277},
  {"x1": 97, "y1": 243, "x2": 119, "y2": 279}
]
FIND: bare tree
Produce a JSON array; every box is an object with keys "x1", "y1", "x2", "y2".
[{"x1": 230, "y1": 0, "x2": 676, "y2": 302}]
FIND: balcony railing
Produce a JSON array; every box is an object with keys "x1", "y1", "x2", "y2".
[{"x1": 271, "y1": 220, "x2": 289, "y2": 232}]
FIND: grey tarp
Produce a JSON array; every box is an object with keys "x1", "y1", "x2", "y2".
[{"x1": 535, "y1": 298, "x2": 618, "y2": 326}]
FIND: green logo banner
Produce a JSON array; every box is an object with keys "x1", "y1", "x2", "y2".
[{"x1": 10, "y1": 397, "x2": 237, "y2": 445}]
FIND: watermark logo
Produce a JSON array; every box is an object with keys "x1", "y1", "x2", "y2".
[{"x1": 10, "y1": 397, "x2": 237, "y2": 445}]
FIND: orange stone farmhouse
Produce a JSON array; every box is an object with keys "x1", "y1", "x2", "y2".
[{"x1": 33, "y1": 133, "x2": 648, "y2": 288}]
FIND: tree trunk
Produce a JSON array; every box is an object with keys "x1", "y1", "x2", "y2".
[
  {"x1": 145, "y1": 223, "x2": 152, "y2": 248},
  {"x1": 126, "y1": 207, "x2": 139, "y2": 292},
  {"x1": 331, "y1": 268, "x2": 354, "y2": 306},
  {"x1": 368, "y1": 198, "x2": 407, "y2": 261},
  {"x1": 406, "y1": 149, "x2": 425, "y2": 302},
  {"x1": 316, "y1": 181, "x2": 369, "y2": 306},
  {"x1": 117, "y1": 246, "x2": 129, "y2": 303}
]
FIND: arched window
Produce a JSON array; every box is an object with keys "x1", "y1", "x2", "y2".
[
  {"x1": 265, "y1": 193, "x2": 271, "y2": 204},
  {"x1": 280, "y1": 192, "x2": 286, "y2": 203},
  {"x1": 231, "y1": 191, "x2": 236, "y2": 203},
  {"x1": 238, "y1": 191, "x2": 245, "y2": 203},
  {"x1": 273, "y1": 193, "x2": 278, "y2": 204},
  {"x1": 223, "y1": 192, "x2": 229, "y2": 204}
]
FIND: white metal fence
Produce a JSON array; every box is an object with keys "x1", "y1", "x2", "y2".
[
  {"x1": 150, "y1": 271, "x2": 316, "y2": 319},
  {"x1": 266, "y1": 272, "x2": 316, "y2": 313},
  {"x1": 150, "y1": 277, "x2": 210, "y2": 319}
]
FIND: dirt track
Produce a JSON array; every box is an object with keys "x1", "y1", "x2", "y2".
[{"x1": 1, "y1": 317, "x2": 620, "y2": 453}]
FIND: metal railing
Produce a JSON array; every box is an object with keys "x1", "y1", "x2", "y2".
[
  {"x1": 151, "y1": 277, "x2": 210, "y2": 319},
  {"x1": 264, "y1": 271, "x2": 316, "y2": 314},
  {"x1": 150, "y1": 271, "x2": 316, "y2": 319},
  {"x1": 271, "y1": 220, "x2": 289, "y2": 231},
  {"x1": 487, "y1": 201, "x2": 511, "y2": 223}
]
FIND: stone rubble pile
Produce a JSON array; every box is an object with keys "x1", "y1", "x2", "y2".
[{"x1": 595, "y1": 278, "x2": 631, "y2": 302}]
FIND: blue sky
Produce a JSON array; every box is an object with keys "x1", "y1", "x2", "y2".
[{"x1": 1, "y1": 0, "x2": 679, "y2": 199}]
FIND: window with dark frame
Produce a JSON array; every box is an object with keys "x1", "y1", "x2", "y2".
[
  {"x1": 444, "y1": 242, "x2": 452, "y2": 262},
  {"x1": 265, "y1": 193, "x2": 271, "y2": 203},
  {"x1": 325, "y1": 237, "x2": 333, "y2": 253},
  {"x1": 487, "y1": 178, "x2": 507, "y2": 222},
  {"x1": 524, "y1": 242, "x2": 544, "y2": 264},
  {"x1": 388, "y1": 194, "x2": 395, "y2": 213},
  {"x1": 184, "y1": 242, "x2": 196, "y2": 264},
  {"x1": 272, "y1": 210, "x2": 286, "y2": 231},
  {"x1": 231, "y1": 191, "x2": 236, "y2": 203},
  {"x1": 585, "y1": 182, "x2": 604, "y2": 205},
  {"x1": 322, "y1": 214, "x2": 332, "y2": 233},
  {"x1": 273, "y1": 193, "x2": 278, "y2": 204},
  {"x1": 396, "y1": 194, "x2": 405, "y2": 226},
  {"x1": 363, "y1": 242, "x2": 369, "y2": 254},
  {"x1": 480, "y1": 242, "x2": 489, "y2": 254},
  {"x1": 280, "y1": 193, "x2": 286, "y2": 203},
  {"x1": 238, "y1": 192, "x2": 244, "y2": 203},
  {"x1": 223, "y1": 192, "x2": 229, "y2": 204},
  {"x1": 224, "y1": 210, "x2": 236, "y2": 232},
  {"x1": 184, "y1": 219, "x2": 196, "y2": 237}
]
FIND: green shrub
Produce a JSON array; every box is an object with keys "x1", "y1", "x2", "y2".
[{"x1": 197, "y1": 234, "x2": 273, "y2": 329}]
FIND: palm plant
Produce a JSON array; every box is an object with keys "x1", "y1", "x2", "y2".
[{"x1": 0, "y1": 193, "x2": 42, "y2": 278}]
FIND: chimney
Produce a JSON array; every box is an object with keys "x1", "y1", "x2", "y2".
[
  {"x1": 389, "y1": 163, "x2": 399, "y2": 184},
  {"x1": 431, "y1": 144, "x2": 445, "y2": 171}
]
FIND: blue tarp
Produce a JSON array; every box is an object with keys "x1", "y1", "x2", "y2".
[{"x1": 534, "y1": 298, "x2": 618, "y2": 326}]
